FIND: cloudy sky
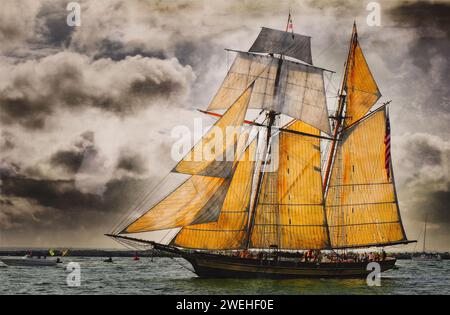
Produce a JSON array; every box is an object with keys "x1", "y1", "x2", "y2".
[{"x1": 0, "y1": 0, "x2": 448, "y2": 250}]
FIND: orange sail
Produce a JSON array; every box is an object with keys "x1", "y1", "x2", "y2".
[
  {"x1": 172, "y1": 139, "x2": 258, "y2": 249},
  {"x1": 345, "y1": 31, "x2": 381, "y2": 126},
  {"x1": 325, "y1": 110, "x2": 407, "y2": 248},
  {"x1": 250, "y1": 121, "x2": 330, "y2": 249}
]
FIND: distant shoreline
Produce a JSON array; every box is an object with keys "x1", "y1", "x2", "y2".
[
  {"x1": 0, "y1": 249, "x2": 448, "y2": 259},
  {"x1": 0, "y1": 249, "x2": 176, "y2": 258}
]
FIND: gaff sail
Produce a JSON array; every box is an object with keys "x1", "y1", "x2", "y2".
[{"x1": 325, "y1": 110, "x2": 407, "y2": 248}]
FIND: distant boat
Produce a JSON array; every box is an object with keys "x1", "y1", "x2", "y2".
[
  {"x1": 133, "y1": 252, "x2": 140, "y2": 261},
  {"x1": 1, "y1": 255, "x2": 58, "y2": 267},
  {"x1": 412, "y1": 215, "x2": 442, "y2": 261},
  {"x1": 104, "y1": 257, "x2": 113, "y2": 263}
]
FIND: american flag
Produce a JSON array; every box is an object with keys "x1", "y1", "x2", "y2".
[
  {"x1": 384, "y1": 111, "x2": 391, "y2": 181},
  {"x1": 287, "y1": 12, "x2": 294, "y2": 38}
]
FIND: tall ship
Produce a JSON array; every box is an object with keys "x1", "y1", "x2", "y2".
[{"x1": 108, "y1": 17, "x2": 416, "y2": 278}]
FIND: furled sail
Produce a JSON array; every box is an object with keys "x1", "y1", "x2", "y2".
[
  {"x1": 172, "y1": 139, "x2": 258, "y2": 249},
  {"x1": 325, "y1": 110, "x2": 407, "y2": 248},
  {"x1": 173, "y1": 84, "x2": 253, "y2": 178},
  {"x1": 249, "y1": 121, "x2": 330, "y2": 249},
  {"x1": 249, "y1": 27, "x2": 313, "y2": 64},
  {"x1": 123, "y1": 175, "x2": 230, "y2": 233},
  {"x1": 345, "y1": 34, "x2": 381, "y2": 126},
  {"x1": 207, "y1": 52, "x2": 330, "y2": 134}
]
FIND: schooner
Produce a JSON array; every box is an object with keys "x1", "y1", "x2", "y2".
[{"x1": 107, "y1": 19, "x2": 416, "y2": 278}]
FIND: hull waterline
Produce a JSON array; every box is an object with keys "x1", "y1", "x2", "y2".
[{"x1": 182, "y1": 253, "x2": 397, "y2": 279}]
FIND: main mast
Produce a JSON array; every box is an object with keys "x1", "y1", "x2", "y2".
[{"x1": 245, "y1": 14, "x2": 292, "y2": 249}]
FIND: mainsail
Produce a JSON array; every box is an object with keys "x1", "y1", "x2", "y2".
[{"x1": 249, "y1": 121, "x2": 330, "y2": 249}]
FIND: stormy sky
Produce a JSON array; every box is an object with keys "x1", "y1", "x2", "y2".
[{"x1": 0, "y1": 0, "x2": 449, "y2": 251}]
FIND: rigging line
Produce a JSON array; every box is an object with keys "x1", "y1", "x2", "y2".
[
  {"x1": 117, "y1": 176, "x2": 192, "y2": 235},
  {"x1": 110, "y1": 172, "x2": 172, "y2": 234},
  {"x1": 326, "y1": 201, "x2": 396, "y2": 208},
  {"x1": 119, "y1": 87, "x2": 262, "y2": 235},
  {"x1": 168, "y1": 130, "x2": 263, "y2": 248},
  {"x1": 178, "y1": 228, "x2": 246, "y2": 232},
  {"x1": 160, "y1": 228, "x2": 177, "y2": 244},
  {"x1": 328, "y1": 182, "x2": 393, "y2": 187},
  {"x1": 197, "y1": 110, "x2": 338, "y2": 141},
  {"x1": 225, "y1": 49, "x2": 336, "y2": 73},
  {"x1": 245, "y1": 116, "x2": 275, "y2": 249},
  {"x1": 340, "y1": 100, "x2": 391, "y2": 133}
]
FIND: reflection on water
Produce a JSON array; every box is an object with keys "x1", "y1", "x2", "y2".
[{"x1": 0, "y1": 257, "x2": 448, "y2": 295}]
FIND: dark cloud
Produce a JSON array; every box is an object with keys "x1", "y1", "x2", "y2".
[
  {"x1": 117, "y1": 152, "x2": 147, "y2": 174},
  {"x1": 2, "y1": 176, "x2": 103, "y2": 213},
  {"x1": 388, "y1": 1, "x2": 450, "y2": 75},
  {"x1": 0, "y1": 52, "x2": 195, "y2": 129},
  {"x1": 50, "y1": 148, "x2": 95, "y2": 174},
  {"x1": 0, "y1": 171, "x2": 155, "y2": 232},
  {"x1": 50, "y1": 130, "x2": 97, "y2": 174},
  {"x1": 403, "y1": 135, "x2": 442, "y2": 168},
  {"x1": 396, "y1": 133, "x2": 450, "y2": 240},
  {"x1": 388, "y1": 1, "x2": 450, "y2": 119},
  {"x1": 1, "y1": 131, "x2": 15, "y2": 151},
  {"x1": 36, "y1": 0, "x2": 75, "y2": 47},
  {"x1": 0, "y1": 0, "x2": 40, "y2": 52}
]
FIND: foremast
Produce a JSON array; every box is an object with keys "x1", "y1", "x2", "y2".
[{"x1": 323, "y1": 23, "x2": 357, "y2": 192}]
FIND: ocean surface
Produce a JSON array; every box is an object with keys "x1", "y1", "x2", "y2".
[{"x1": 0, "y1": 257, "x2": 448, "y2": 295}]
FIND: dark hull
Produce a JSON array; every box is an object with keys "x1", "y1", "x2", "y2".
[
  {"x1": 106, "y1": 238, "x2": 398, "y2": 279},
  {"x1": 182, "y1": 253, "x2": 396, "y2": 279}
]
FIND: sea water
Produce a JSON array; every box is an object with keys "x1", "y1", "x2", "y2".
[{"x1": 0, "y1": 257, "x2": 448, "y2": 295}]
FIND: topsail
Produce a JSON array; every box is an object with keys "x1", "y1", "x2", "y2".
[
  {"x1": 344, "y1": 31, "x2": 381, "y2": 126},
  {"x1": 249, "y1": 27, "x2": 313, "y2": 64},
  {"x1": 207, "y1": 51, "x2": 331, "y2": 135}
]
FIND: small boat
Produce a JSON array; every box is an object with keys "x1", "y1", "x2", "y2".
[
  {"x1": 133, "y1": 252, "x2": 140, "y2": 261},
  {"x1": 412, "y1": 253, "x2": 442, "y2": 261},
  {"x1": 1, "y1": 255, "x2": 57, "y2": 267},
  {"x1": 412, "y1": 215, "x2": 442, "y2": 261},
  {"x1": 104, "y1": 257, "x2": 113, "y2": 263}
]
